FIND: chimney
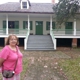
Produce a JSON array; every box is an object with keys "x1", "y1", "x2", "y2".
[
  {"x1": 20, "y1": 0, "x2": 21, "y2": 3},
  {"x1": 52, "y1": 0, "x2": 55, "y2": 4}
]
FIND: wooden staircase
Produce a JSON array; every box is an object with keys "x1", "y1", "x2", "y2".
[{"x1": 26, "y1": 35, "x2": 54, "y2": 50}]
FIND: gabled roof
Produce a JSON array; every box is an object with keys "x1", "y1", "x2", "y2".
[{"x1": 0, "y1": 2, "x2": 54, "y2": 14}]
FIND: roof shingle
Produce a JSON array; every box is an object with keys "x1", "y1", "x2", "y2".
[{"x1": 0, "y1": 2, "x2": 54, "y2": 13}]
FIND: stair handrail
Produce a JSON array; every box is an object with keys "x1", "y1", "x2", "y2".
[
  {"x1": 50, "y1": 29, "x2": 56, "y2": 50},
  {"x1": 24, "y1": 29, "x2": 30, "y2": 50}
]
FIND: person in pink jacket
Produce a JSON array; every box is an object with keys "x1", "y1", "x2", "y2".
[{"x1": 0, "y1": 34, "x2": 23, "y2": 80}]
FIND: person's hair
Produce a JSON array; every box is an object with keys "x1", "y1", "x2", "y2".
[{"x1": 6, "y1": 34, "x2": 19, "y2": 45}]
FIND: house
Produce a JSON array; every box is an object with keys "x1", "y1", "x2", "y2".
[{"x1": 0, "y1": 0, "x2": 79, "y2": 50}]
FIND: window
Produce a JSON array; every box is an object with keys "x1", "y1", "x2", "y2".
[
  {"x1": 46, "y1": 22, "x2": 55, "y2": 30},
  {"x1": 46, "y1": 22, "x2": 50, "y2": 30},
  {"x1": 52, "y1": 22, "x2": 55, "y2": 29},
  {"x1": 23, "y1": 21, "x2": 33, "y2": 30},
  {"x1": 22, "y1": 2, "x2": 27, "y2": 8},
  {"x1": 3, "y1": 21, "x2": 6, "y2": 28},
  {"x1": 65, "y1": 22, "x2": 73, "y2": 29},
  {"x1": 3, "y1": 21, "x2": 19, "y2": 29},
  {"x1": 14, "y1": 21, "x2": 19, "y2": 29},
  {"x1": 23, "y1": 21, "x2": 28, "y2": 29},
  {"x1": 65, "y1": 22, "x2": 73, "y2": 34},
  {"x1": 30, "y1": 21, "x2": 33, "y2": 30}
]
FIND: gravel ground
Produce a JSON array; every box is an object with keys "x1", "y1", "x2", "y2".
[{"x1": 23, "y1": 49, "x2": 72, "y2": 80}]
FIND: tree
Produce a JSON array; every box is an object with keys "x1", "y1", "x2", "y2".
[{"x1": 53, "y1": 0, "x2": 80, "y2": 27}]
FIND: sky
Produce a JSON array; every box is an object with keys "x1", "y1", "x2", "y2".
[{"x1": 0, "y1": 0, "x2": 58, "y2": 4}]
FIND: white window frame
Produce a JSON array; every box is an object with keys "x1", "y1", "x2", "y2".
[
  {"x1": 21, "y1": 0, "x2": 29, "y2": 9},
  {"x1": 22, "y1": 2, "x2": 27, "y2": 8}
]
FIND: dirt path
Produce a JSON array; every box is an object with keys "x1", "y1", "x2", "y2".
[{"x1": 23, "y1": 51, "x2": 70, "y2": 80}]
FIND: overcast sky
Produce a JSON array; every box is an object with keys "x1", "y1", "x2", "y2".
[{"x1": 0, "y1": 0, "x2": 58, "y2": 4}]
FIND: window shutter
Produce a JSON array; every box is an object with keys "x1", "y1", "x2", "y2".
[
  {"x1": 46, "y1": 22, "x2": 50, "y2": 30},
  {"x1": 15, "y1": 21, "x2": 19, "y2": 29},
  {"x1": 23, "y1": 21, "x2": 25, "y2": 29},
  {"x1": 30, "y1": 21, "x2": 33, "y2": 30},
  {"x1": 3, "y1": 21, "x2": 6, "y2": 28},
  {"x1": 52, "y1": 22, "x2": 55, "y2": 29}
]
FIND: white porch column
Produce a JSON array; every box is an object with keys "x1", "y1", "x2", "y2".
[
  {"x1": 6, "y1": 15, "x2": 8, "y2": 35},
  {"x1": 50, "y1": 15, "x2": 52, "y2": 30},
  {"x1": 73, "y1": 19, "x2": 76, "y2": 35},
  {"x1": 28, "y1": 15, "x2": 30, "y2": 30}
]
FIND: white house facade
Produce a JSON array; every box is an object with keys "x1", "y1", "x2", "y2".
[{"x1": 0, "y1": 0, "x2": 80, "y2": 50}]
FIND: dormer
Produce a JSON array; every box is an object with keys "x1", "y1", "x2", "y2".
[{"x1": 20, "y1": 0, "x2": 31, "y2": 9}]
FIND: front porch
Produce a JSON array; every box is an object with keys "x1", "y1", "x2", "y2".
[
  {"x1": 0, "y1": 28, "x2": 28, "y2": 37},
  {"x1": 1, "y1": 28, "x2": 80, "y2": 37},
  {"x1": 0, "y1": 14, "x2": 80, "y2": 50}
]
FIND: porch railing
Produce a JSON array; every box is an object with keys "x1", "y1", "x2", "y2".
[
  {"x1": 0, "y1": 28, "x2": 80, "y2": 36},
  {"x1": 76, "y1": 29, "x2": 80, "y2": 35},
  {"x1": 0, "y1": 28, "x2": 29, "y2": 50},
  {"x1": 53, "y1": 29, "x2": 74, "y2": 35},
  {"x1": 50, "y1": 29, "x2": 56, "y2": 50},
  {"x1": 0, "y1": 28, "x2": 28, "y2": 35},
  {"x1": 8, "y1": 29, "x2": 27, "y2": 35},
  {"x1": 0, "y1": 28, "x2": 6, "y2": 34}
]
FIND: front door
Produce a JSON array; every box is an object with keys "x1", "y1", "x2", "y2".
[
  {"x1": 36, "y1": 21, "x2": 43, "y2": 35},
  {"x1": 65, "y1": 22, "x2": 73, "y2": 34}
]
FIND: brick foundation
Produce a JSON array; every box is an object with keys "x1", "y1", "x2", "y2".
[
  {"x1": 72, "y1": 38, "x2": 77, "y2": 48},
  {"x1": 4, "y1": 37, "x2": 8, "y2": 45},
  {"x1": 52, "y1": 0, "x2": 55, "y2": 3}
]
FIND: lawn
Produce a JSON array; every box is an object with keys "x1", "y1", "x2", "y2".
[
  {"x1": 58, "y1": 58, "x2": 80, "y2": 80},
  {"x1": 0, "y1": 47, "x2": 80, "y2": 80}
]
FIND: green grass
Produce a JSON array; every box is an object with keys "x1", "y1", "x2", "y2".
[
  {"x1": 21, "y1": 57, "x2": 28, "y2": 80},
  {"x1": 20, "y1": 49, "x2": 29, "y2": 80},
  {"x1": 58, "y1": 58, "x2": 80, "y2": 80}
]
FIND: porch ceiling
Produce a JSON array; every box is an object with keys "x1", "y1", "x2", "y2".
[{"x1": 0, "y1": 13, "x2": 54, "y2": 18}]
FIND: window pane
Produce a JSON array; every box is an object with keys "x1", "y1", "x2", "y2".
[
  {"x1": 23, "y1": 6, "x2": 27, "y2": 8},
  {"x1": 23, "y1": 21, "x2": 28, "y2": 29},
  {"x1": 23, "y1": 21, "x2": 25, "y2": 29},
  {"x1": 30, "y1": 21, "x2": 33, "y2": 30},
  {"x1": 3, "y1": 21, "x2": 6, "y2": 28},
  {"x1": 22, "y1": 2, "x2": 27, "y2": 5},
  {"x1": 22, "y1": 2, "x2": 27, "y2": 8},
  {"x1": 46, "y1": 22, "x2": 50, "y2": 30},
  {"x1": 15, "y1": 21, "x2": 19, "y2": 29},
  {"x1": 52, "y1": 22, "x2": 55, "y2": 29}
]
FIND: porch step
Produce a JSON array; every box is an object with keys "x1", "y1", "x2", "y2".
[
  {"x1": 27, "y1": 35, "x2": 54, "y2": 50},
  {"x1": 27, "y1": 48, "x2": 54, "y2": 51}
]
